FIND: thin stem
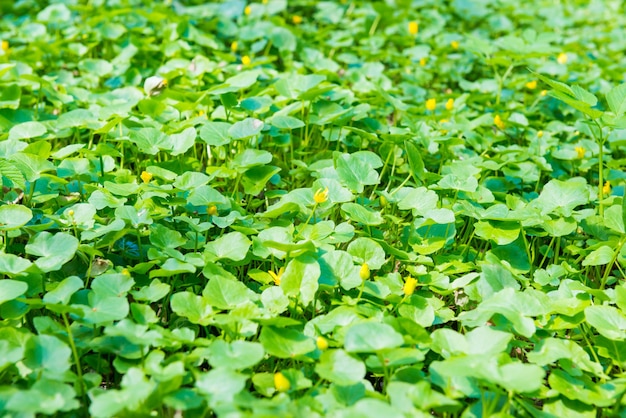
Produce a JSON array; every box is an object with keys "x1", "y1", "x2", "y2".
[{"x1": 62, "y1": 313, "x2": 86, "y2": 400}]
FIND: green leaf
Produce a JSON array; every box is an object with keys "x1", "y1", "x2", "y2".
[
  {"x1": 170, "y1": 291, "x2": 213, "y2": 325},
  {"x1": 585, "y1": 305, "x2": 626, "y2": 340},
  {"x1": 341, "y1": 203, "x2": 384, "y2": 226},
  {"x1": 43, "y1": 276, "x2": 83, "y2": 305},
  {"x1": 582, "y1": 245, "x2": 615, "y2": 266},
  {"x1": 404, "y1": 141, "x2": 425, "y2": 184},
  {"x1": 0, "y1": 253, "x2": 32, "y2": 276},
  {"x1": 344, "y1": 322, "x2": 404, "y2": 352},
  {"x1": 0, "y1": 279, "x2": 28, "y2": 305},
  {"x1": 0, "y1": 159, "x2": 26, "y2": 189},
  {"x1": 259, "y1": 326, "x2": 315, "y2": 358},
  {"x1": 204, "y1": 232, "x2": 251, "y2": 262},
  {"x1": 25, "y1": 232, "x2": 78, "y2": 272},
  {"x1": 207, "y1": 340, "x2": 265, "y2": 370},
  {"x1": 280, "y1": 256, "x2": 320, "y2": 306},
  {"x1": 203, "y1": 274, "x2": 257, "y2": 310},
  {"x1": 347, "y1": 237, "x2": 386, "y2": 269},
  {"x1": 170, "y1": 127, "x2": 196, "y2": 156},
  {"x1": 8, "y1": 121, "x2": 47, "y2": 141},
  {"x1": 228, "y1": 118, "x2": 264, "y2": 140},
  {"x1": 531, "y1": 177, "x2": 590, "y2": 217},
  {"x1": 549, "y1": 369, "x2": 616, "y2": 407},
  {"x1": 335, "y1": 153, "x2": 379, "y2": 193},
  {"x1": 473, "y1": 221, "x2": 520, "y2": 245},
  {"x1": 527, "y1": 338, "x2": 604, "y2": 377},
  {"x1": 195, "y1": 368, "x2": 247, "y2": 403},
  {"x1": 199, "y1": 122, "x2": 232, "y2": 146},
  {"x1": 271, "y1": 115, "x2": 305, "y2": 129},
  {"x1": 230, "y1": 149, "x2": 273, "y2": 172},
  {"x1": 607, "y1": 83, "x2": 626, "y2": 116},
  {"x1": 24, "y1": 334, "x2": 71, "y2": 374},
  {"x1": 187, "y1": 185, "x2": 229, "y2": 207},
  {"x1": 5, "y1": 380, "x2": 78, "y2": 414},
  {"x1": 315, "y1": 349, "x2": 366, "y2": 385},
  {"x1": 130, "y1": 279, "x2": 170, "y2": 302}
]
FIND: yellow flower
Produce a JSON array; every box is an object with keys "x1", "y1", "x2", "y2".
[
  {"x1": 122, "y1": 268, "x2": 130, "y2": 276},
  {"x1": 1, "y1": 41, "x2": 8, "y2": 51},
  {"x1": 526, "y1": 80, "x2": 537, "y2": 90},
  {"x1": 268, "y1": 267, "x2": 285, "y2": 285},
  {"x1": 244, "y1": 5, "x2": 252, "y2": 15},
  {"x1": 140, "y1": 171, "x2": 153, "y2": 183},
  {"x1": 360, "y1": 263, "x2": 370, "y2": 281},
  {"x1": 603, "y1": 181, "x2": 611, "y2": 196},
  {"x1": 408, "y1": 21, "x2": 418, "y2": 35},
  {"x1": 537, "y1": 130, "x2": 543, "y2": 138},
  {"x1": 575, "y1": 146, "x2": 585, "y2": 159},
  {"x1": 313, "y1": 187, "x2": 329, "y2": 204},
  {"x1": 292, "y1": 15, "x2": 302, "y2": 24},
  {"x1": 403, "y1": 277, "x2": 418, "y2": 296},
  {"x1": 439, "y1": 119, "x2": 449, "y2": 124},
  {"x1": 557, "y1": 52, "x2": 568, "y2": 64},
  {"x1": 426, "y1": 98, "x2": 436, "y2": 111},
  {"x1": 208, "y1": 205, "x2": 218, "y2": 216},
  {"x1": 274, "y1": 372, "x2": 290, "y2": 392},
  {"x1": 231, "y1": 41, "x2": 238, "y2": 53},
  {"x1": 451, "y1": 40, "x2": 459, "y2": 49},
  {"x1": 67, "y1": 209, "x2": 75, "y2": 217},
  {"x1": 241, "y1": 55, "x2": 251, "y2": 66},
  {"x1": 316, "y1": 336, "x2": 329, "y2": 350},
  {"x1": 380, "y1": 195, "x2": 388, "y2": 207},
  {"x1": 540, "y1": 90, "x2": 547, "y2": 96},
  {"x1": 494, "y1": 114, "x2": 505, "y2": 129},
  {"x1": 445, "y1": 98, "x2": 454, "y2": 111},
  {"x1": 262, "y1": 0, "x2": 268, "y2": 3},
  {"x1": 419, "y1": 57, "x2": 427, "y2": 66}
]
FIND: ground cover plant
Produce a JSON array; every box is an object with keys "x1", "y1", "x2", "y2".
[{"x1": 1, "y1": 0, "x2": 626, "y2": 416}]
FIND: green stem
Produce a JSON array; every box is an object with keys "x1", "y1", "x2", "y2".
[{"x1": 62, "y1": 313, "x2": 86, "y2": 399}]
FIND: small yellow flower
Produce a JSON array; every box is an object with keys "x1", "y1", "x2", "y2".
[
  {"x1": 603, "y1": 181, "x2": 611, "y2": 196},
  {"x1": 557, "y1": 52, "x2": 568, "y2": 65},
  {"x1": 231, "y1": 41, "x2": 238, "y2": 53},
  {"x1": 67, "y1": 209, "x2": 75, "y2": 217},
  {"x1": 208, "y1": 205, "x2": 218, "y2": 216},
  {"x1": 140, "y1": 171, "x2": 153, "y2": 183},
  {"x1": 262, "y1": 0, "x2": 268, "y2": 3},
  {"x1": 408, "y1": 21, "x2": 419, "y2": 35},
  {"x1": 274, "y1": 372, "x2": 290, "y2": 392},
  {"x1": 439, "y1": 119, "x2": 449, "y2": 124},
  {"x1": 268, "y1": 267, "x2": 285, "y2": 285},
  {"x1": 540, "y1": 90, "x2": 547, "y2": 96},
  {"x1": 292, "y1": 15, "x2": 303, "y2": 24},
  {"x1": 526, "y1": 80, "x2": 537, "y2": 90},
  {"x1": 244, "y1": 5, "x2": 252, "y2": 15},
  {"x1": 419, "y1": 57, "x2": 427, "y2": 66},
  {"x1": 537, "y1": 130, "x2": 543, "y2": 138},
  {"x1": 451, "y1": 40, "x2": 459, "y2": 49},
  {"x1": 403, "y1": 277, "x2": 418, "y2": 296},
  {"x1": 575, "y1": 146, "x2": 585, "y2": 159},
  {"x1": 1, "y1": 41, "x2": 8, "y2": 51},
  {"x1": 316, "y1": 336, "x2": 329, "y2": 350},
  {"x1": 122, "y1": 268, "x2": 130, "y2": 276},
  {"x1": 360, "y1": 263, "x2": 370, "y2": 281},
  {"x1": 494, "y1": 114, "x2": 505, "y2": 129},
  {"x1": 426, "y1": 98, "x2": 436, "y2": 111},
  {"x1": 445, "y1": 98, "x2": 454, "y2": 111},
  {"x1": 313, "y1": 187, "x2": 329, "y2": 204},
  {"x1": 241, "y1": 55, "x2": 251, "y2": 66},
  {"x1": 380, "y1": 195, "x2": 388, "y2": 207}
]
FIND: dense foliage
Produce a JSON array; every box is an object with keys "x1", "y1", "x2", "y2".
[{"x1": 1, "y1": 0, "x2": 626, "y2": 416}]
